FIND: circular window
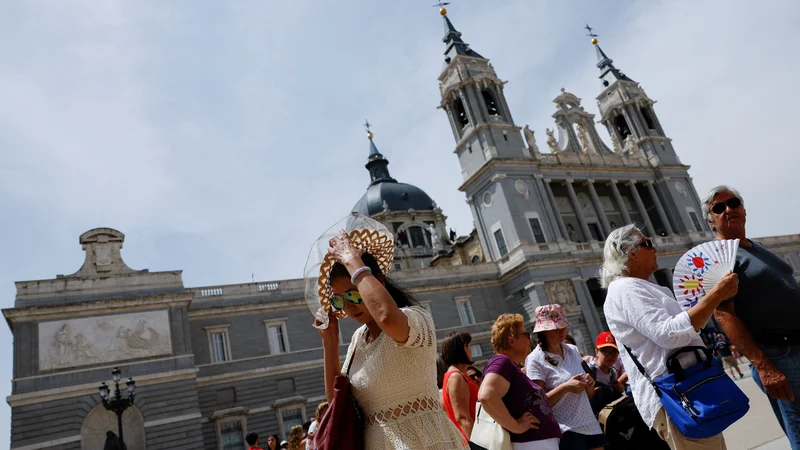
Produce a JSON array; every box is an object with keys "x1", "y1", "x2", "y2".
[{"x1": 482, "y1": 191, "x2": 493, "y2": 207}]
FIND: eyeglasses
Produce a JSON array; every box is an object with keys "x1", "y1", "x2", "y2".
[
  {"x1": 638, "y1": 238, "x2": 655, "y2": 249},
  {"x1": 517, "y1": 330, "x2": 531, "y2": 340},
  {"x1": 711, "y1": 197, "x2": 742, "y2": 215},
  {"x1": 330, "y1": 291, "x2": 364, "y2": 310}
]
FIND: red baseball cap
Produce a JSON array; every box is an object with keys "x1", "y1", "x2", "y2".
[{"x1": 596, "y1": 331, "x2": 618, "y2": 350}]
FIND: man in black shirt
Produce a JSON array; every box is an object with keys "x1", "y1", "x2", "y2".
[{"x1": 706, "y1": 186, "x2": 800, "y2": 449}]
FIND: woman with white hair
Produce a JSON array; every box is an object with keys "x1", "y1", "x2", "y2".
[
  {"x1": 601, "y1": 224, "x2": 739, "y2": 450},
  {"x1": 703, "y1": 185, "x2": 800, "y2": 449}
]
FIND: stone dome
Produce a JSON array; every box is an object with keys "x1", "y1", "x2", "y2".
[{"x1": 352, "y1": 181, "x2": 435, "y2": 216}]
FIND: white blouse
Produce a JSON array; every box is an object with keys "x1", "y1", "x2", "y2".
[
  {"x1": 603, "y1": 277, "x2": 705, "y2": 428},
  {"x1": 525, "y1": 343, "x2": 602, "y2": 436}
]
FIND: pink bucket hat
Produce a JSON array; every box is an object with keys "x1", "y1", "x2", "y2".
[{"x1": 532, "y1": 304, "x2": 572, "y2": 333}]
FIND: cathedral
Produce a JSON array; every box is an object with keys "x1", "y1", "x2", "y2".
[{"x1": 4, "y1": 8, "x2": 800, "y2": 450}]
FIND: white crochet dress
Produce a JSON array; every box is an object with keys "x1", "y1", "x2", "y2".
[{"x1": 342, "y1": 307, "x2": 469, "y2": 450}]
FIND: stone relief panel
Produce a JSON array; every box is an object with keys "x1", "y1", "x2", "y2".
[
  {"x1": 39, "y1": 310, "x2": 172, "y2": 371},
  {"x1": 555, "y1": 197, "x2": 573, "y2": 213},
  {"x1": 544, "y1": 280, "x2": 581, "y2": 314},
  {"x1": 600, "y1": 197, "x2": 615, "y2": 212},
  {"x1": 577, "y1": 193, "x2": 595, "y2": 217},
  {"x1": 622, "y1": 197, "x2": 634, "y2": 212},
  {"x1": 515, "y1": 180, "x2": 530, "y2": 200},
  {"x1": 81, "y1": 405, "x2": 145, "y2": 450},
  {"x1": 674, "y1": 181, "x2": 688, "y2": 198}
]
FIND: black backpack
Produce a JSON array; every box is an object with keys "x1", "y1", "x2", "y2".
[{"x1": 598, "y1": 396, "x2": 669, "y2": 450}]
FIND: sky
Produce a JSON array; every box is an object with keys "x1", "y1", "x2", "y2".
[{"x1": 0, "y1": 0, "x2": 799, "y2": 446}]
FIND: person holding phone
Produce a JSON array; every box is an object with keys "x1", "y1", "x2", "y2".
[{"x1": 525, "y1": 304, "x2": 605, "y2": 450}]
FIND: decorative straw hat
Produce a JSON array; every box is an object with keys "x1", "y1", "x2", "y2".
[{"x1": 304, "y1": 213, "x2": 394, "y2": 329}]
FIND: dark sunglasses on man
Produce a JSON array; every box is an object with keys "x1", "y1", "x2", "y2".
[
  {"x1": 638, "y1": 238, "x2": 655, "y2": 249},
  {"x1": 711, "y1": 197, "x2": 742, "y2": 215}
]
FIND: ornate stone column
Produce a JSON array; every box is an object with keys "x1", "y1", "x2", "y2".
[
  {"x1": 535, "y1": 175, "x2": 564, "y2": 241},
  {"x1": 578, "y1": 278, "x2": 608, "y2": 332},
  {"x1": 628, "y1": 181, "x2": 657, "y2": 236},
  {"x1": 609, "y1": 181, "x2": 632, "y2": 225},
  {"x1": 543, "y1": 179, "x2": 569, "y2": 241},
  {"x1": 565, "y1": 180, "x2": 592, "y2": 241},
  {"x1": 646, "y1": 181, "x2": 674, "y2": 235},
  {"x1": 586, "y1": 180, "x2": 611, "y2": 236},
  {"x1": 570, "y1": 277, "x2": 602, "y2": 339}
]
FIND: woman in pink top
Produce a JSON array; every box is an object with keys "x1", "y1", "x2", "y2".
[{"x1": 441, "y1": 331, "x2": 480, "y2": 440}]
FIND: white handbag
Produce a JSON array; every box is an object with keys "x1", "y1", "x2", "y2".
[{"x1": 469, "y1": 402, "x2": 512, "y2": 450}]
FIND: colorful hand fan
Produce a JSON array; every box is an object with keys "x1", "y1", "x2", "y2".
[{"x1": 673, "y1": 239, "x2": 739, "y2": 310}]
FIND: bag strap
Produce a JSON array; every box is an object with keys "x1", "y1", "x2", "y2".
[
  {"x1": 665, "y1": 346, "x2": 712, "y2": 381},
  {"x1": 623, "y1": 344, "x2": 661, "y2": 396},
  {"x1": 344, "y1": 328, "x2": 362, "y2": 376}
]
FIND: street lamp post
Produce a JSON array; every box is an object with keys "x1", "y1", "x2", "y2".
[{"x1": 98, "y1": 367, "x2": 136, "y2": 447}]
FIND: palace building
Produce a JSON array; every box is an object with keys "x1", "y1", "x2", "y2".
[{"x1": 5, "y1": 9, "x2": 800, "y2": 450}]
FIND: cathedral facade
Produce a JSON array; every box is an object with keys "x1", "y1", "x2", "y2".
[{"x1": 5, "y1": 10, "x2": 800, "y2": 450}]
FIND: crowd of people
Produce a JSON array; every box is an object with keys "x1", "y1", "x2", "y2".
[
  {"x1": 243, "y1": 400, "x2": 329, "y2": 450},
  {"x1": 298, "y1": 185, "x2": 800, "y2": 449}
]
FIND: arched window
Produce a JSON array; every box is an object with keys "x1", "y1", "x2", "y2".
[
  {"x1": 452, "y1": 98, "x2": 470, "y2": 127},
  {"x1": 613, "y1": 115, "x2": 631, "y2": 140},
  {"x1": 640, "y1": 106, "x2": 656, "y2": 130},
  {"x1": 82, "y1": 404, "x2": 146, "y2": 450},
  {"x1": 408, "y1": 226, "x2": 430, "y2": 248},
  {"x1": 471, "y1": 255, "x2": 481, "y2": 264},
  {"x1": 481, "y1": 89, "x2": 501, "y2": 116},
  {"x1": 396, "y1": 230, "x2": 410, "y2": 248}
]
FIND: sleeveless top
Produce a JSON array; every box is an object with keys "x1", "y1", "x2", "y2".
[{"x1": 442, "y1": 369, "x2": 479, "y2": 438}]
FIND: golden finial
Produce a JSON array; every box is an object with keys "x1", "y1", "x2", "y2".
[
  {"x1": 433, "y1": 2, "x2": 450, "y2": 16},
  {"x1": 585, "y1": 24, "x2": 599, "y2": 45},
  {"x1": 364, "y1": 119, "x2": 374, "y2": 140}
]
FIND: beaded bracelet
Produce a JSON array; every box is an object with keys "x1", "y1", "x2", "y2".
[{"x1": 350, "y1": 266, "x2": 372, "y2": 285}]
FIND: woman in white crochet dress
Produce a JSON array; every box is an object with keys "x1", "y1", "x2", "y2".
[{"x1": 317, "y1": 231, "x2": 469, "y2": 449}]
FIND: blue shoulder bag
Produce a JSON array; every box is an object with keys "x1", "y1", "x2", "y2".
[{"x1": 624, "y1": 345, "x2": 749, "y2": 439}]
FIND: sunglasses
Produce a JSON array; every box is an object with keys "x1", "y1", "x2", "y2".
[
  {"x1": 468, "y1": 373, "x2": 482, "y2": 380},
  {"x1": 330, "y1": 291, "x2": 364, "y2": 310},
  {"x1": 599, "y1": 347, "x2": 619, "y2": 355},
  {"x1": 638, "y1": 238, "x2": 655, "y2": 249},
  {"x1": 711, "y1": 197, "x2": 742, "y2": 215}
]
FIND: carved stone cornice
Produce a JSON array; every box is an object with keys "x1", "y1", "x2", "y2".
[
  {"x1": 491, "y1": 173, "x2": 508, "y2": 183},
  {"x1": 7, "y1": 368, "x2": 199, "y2": 407},
  {"x1": 3, "y1": 292, "x2": 193, "y2": 328}
]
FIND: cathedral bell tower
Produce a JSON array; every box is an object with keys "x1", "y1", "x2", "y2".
[
  {"x1": 437, "y1": 7, "x2": 529, "y2": 183},
  {"x1": 590, "y1": 30, "x2": 710, "y2": 236},
  {"x1": 436, "y1": 7, "x2": 555, "y2": 262},
  {"x1": 591, "y1": 33, "x2": 681, "y2": 166}
]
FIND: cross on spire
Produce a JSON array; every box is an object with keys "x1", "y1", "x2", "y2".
[
  {"x1": 432, "y1": 1, "x2": 450, "y2": 9},
  {"x1": 364, "y1": 119, "x2": 372, "y2": 135},
  {"x1": 585, "y1": 24, "x2": 598, "y2": 39}
]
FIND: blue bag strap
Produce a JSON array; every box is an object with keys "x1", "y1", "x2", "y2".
[{"x1": 623, "y1": 344, "x2": 662, "y2": 397}]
